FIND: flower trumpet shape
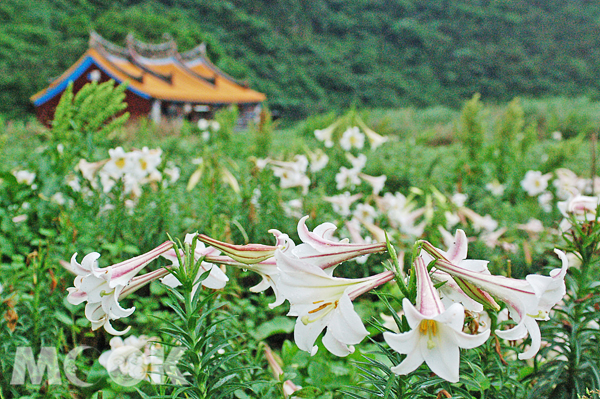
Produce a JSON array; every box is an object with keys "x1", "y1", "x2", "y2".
[
  {"x1": 66, "y1": 241, "x2": 173, "y2": 335},
  {"x1": 208, "y1": 253, "x2": 285, "y2": 309},
  {"x1": 434, "y1": 249, "x2": 569, "y2": 359},
  {"x1": 80, "y1": 266, "x2": 172, "y2": 335},
  {"x1": 384, "y1": 256, "x2": 490, "y2": 382},
  {"x1": 557, "y1": 194, "x2": 600, "y2": 231},
  {"x1": 197, "y1": 234, "x2": 285, "y2": 264},
  {"x1": 421, "y1": 229, "x2": 499, "y2": 312},
  {"x1": 276, "y1": 249, "x2": 395, "y2": 357},
  {"x1": 292, "y1": 216, "x2": 387, "y2": 270},
  {"x1": 201, "y1": 230, "x2": 295, "y2": 309}
]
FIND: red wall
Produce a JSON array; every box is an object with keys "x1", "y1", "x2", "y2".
[{"x1": 35, "y1": 63, "x2": 152, "y2": 126}]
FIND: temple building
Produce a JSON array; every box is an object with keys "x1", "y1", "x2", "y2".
[{"x1": 31, "y1": 32, "x2": 266, "y2": 125}]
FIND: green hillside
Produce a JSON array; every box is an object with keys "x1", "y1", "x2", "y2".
[{"x1": 2, "y1": 0, "x2": 600, "y2": 120}]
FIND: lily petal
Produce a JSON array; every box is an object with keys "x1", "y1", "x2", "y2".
[
  {"x1": 322, "y1": 329, "x2": 354, "y2": 357},
  {"x1": 388, "y1": 342, "x2": 424, "y2": 375}
]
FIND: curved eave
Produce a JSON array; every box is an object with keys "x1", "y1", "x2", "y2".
[
  {"x1": 185, "y1": 61, "x2": 266, "y2": 102},
  {"x1": 32, "y1": 47, "x2": 267, "y2": 106},
  {"x1": 31, "y1": 51, "x2": 151, "y2": 107}
]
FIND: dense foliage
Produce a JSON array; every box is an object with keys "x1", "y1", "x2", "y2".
[
  {"x1": 0, "y1": 79, "x2": 599, "y2": 398},
  {"x1": 3, "y1": 0, "x2": 600, "y2": 119}
]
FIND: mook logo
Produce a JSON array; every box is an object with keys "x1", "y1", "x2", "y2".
[{"x1": 10, "y1": 346, "x2": 187, "y2": 387}]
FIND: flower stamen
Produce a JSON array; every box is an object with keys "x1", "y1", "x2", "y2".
[
  {"x1": 301, "y1": 301, "x2": 339, "y2": 325},
  {"x1": 309, "y1": 302, "x2": 333, "y2": 314},
  {"x1": 419, "y1": 319, "x2": 438, "y2": 349}
]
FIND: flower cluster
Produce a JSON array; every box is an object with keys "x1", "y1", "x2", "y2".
[
  {"x1": 99, "y1": 335, "x2": 163, "y2": 384},
  {"x1": 557, "y1": 194, "x2": 600, "y2": 231},
  {"x1": 314, "y1": 115, "x2": 388, "y2": 151},
  {"x1": 255, "y1": 155, "x2": 312, "y2": 194},
  {"x1": 65, "y1": 216, "x2": 569, "y2": 383},
  {"x1": 197, "y1": 118, "x2": 221, "y2": 141},
  {"x1": 12, "y1": 170, "x2": 36, "y2": 186},
  {"x1": 202, "y1": 222, "x2": 568, "y2": 381},
  {"x1": 383, "y1": 229, "x2": 569, "y2": 382},
  {"x1": 198, "y1": 216, "x2": 392, "y2": 356},
  {"x1": 65, "y1": 241, "x2": 174, "y2": 335},
  {"x1": 520, "y1": 168, "x2": 600, "y2": 213},
  {"x1": 76, "y1": 147, "x2": 179, "y2": 200}
]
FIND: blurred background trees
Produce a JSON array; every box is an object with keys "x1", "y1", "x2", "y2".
[{"x1": 2, "y1": 0, "x2": 600, "y2": 120}]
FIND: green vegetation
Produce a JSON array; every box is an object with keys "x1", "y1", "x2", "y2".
[
  {"x1": 1, "y1": 86, "x2": 600, "y2": 397},
  {"x1": 3, "y1": 0, "x2": 600, "y2": 119}
]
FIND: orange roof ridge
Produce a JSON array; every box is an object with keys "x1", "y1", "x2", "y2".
[
  {"x1": 126, "y1": 40, "x2": 174, "y2": 85},
  {"x1": 93, "y1": 46, "x2": 144, "y2": 82},
  {"x1": 172, "y1": 52, "x2": 216, "y2": 86},
  {"x1": 183, "y1": 48, "x2": 249, "y2": 89}
]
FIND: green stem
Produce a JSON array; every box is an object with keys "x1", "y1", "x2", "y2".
[
  {"x1": 32, "y1": 253, "x2": 41, "y2": 351},
  {"x1": 385, "y1": 234, "x2": 409, "y2": 298}
]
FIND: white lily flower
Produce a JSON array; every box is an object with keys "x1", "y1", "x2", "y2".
[
  {"x1": 384, "y1": 256, "x2": 490, "y2": 382},
  {"x1": 314, "y1": 119, "x2": 342, "y2": 148},
  {"x1": 339, "y1": 126, "x2": 365, "y2": 151},
  {"x1": 355, "y1": 118, "x2": 388, "y2": 150},
  {"x1": 377, "y1": 192, "x2": 426, "y2": 237},
  {"x1": 445, "y1": 211, "x2": 461, "y2": 229},
  {"x1": 557, "y1": 194, "x2": 600, "y2": 231},
  {"x1": 13, "y1": 170, "x2": 36, "y2": 186},
  {"x1": 359, "y1": 173, "x2": 387, "y2": 195},
  {"x1": 485, "y1": 180, "x2": 505, "y2": 196},
  {"x1": 131, "y1": 147, "x2": 162, "y2": 179},
  {"x1": 99, "y1": 335, "x2": 163, "y2": 384},
  {"x1": 163, "y1": 164, "x2": 181, "y2": 184},
  {"x1": 308, "y1": 149, "x2": 329, "y2": 173},
  {"x1": 434, "y1": 249, "x2": 569, "y2": 359},
  {"x1": 551, "y1": 131, "x2": 563, "y2": 140},
  {"x1": 335, "y1": 166, "x2": 361, "y2": 190},
  {"x1": 451, "y1": 193, "x2": 468, "y2": 207},
  {"x1": 460, "y1": 208, "x2": 498, "y2": 232},
  {"x1": 292, "y1": 216, "x2": 387, "y2": 271},
  {"x1": 553, "y1": 168, "x2": 584, "y2": 200},
  {"x1": 353, "y1": 203, "x2": 378, "y2": 224},
  {"x1": 521, "y1": 170, "x2": 552, "y2": 196},
  {"x1": 80, "y1": 266, "x2": 172, "y2": 335},
  {"x1": 198, "y1": 118, "x2": 209, "y2": 130},
  {"x1": 66, "y1": 174, "x2": 82, "y2": 192},
  {"x1": 517, "y1": 219, "x2": 545, "y2": 234},
  {"x1": 346, "y1": 153, "x2": 367, "y2": 170},
  {"x1": 77, "y1": 159, "x2": 105, "y2": 184},
  {"x1": 282, "y1": 198, "x2": 304, "y2": 219},
  {"x1": 272, "y1": 167, "x2": 310, "y2": 194},
  {"x1": 66, "y1": 242, "x2": 174, "y2": 335},
  {"x1": 538, "y1": 191, "x2": 554, "y2": 213},
  {"x1": 324, "y1": 192, "x2": 363, "y2": 217},
  {"x1": 277, "y1": 249, "x2": 394, "y2": 356},
  {"x1": 104, "y1": 147, "x2": 135, "y2": 179},
  {"x1": 583, "y1": 176, "x2": 600, "y2": 196}
]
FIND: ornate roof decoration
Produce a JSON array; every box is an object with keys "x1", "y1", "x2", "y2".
[{"x1": 32, "y1": 31, "x2": 266, "y2": 107}]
